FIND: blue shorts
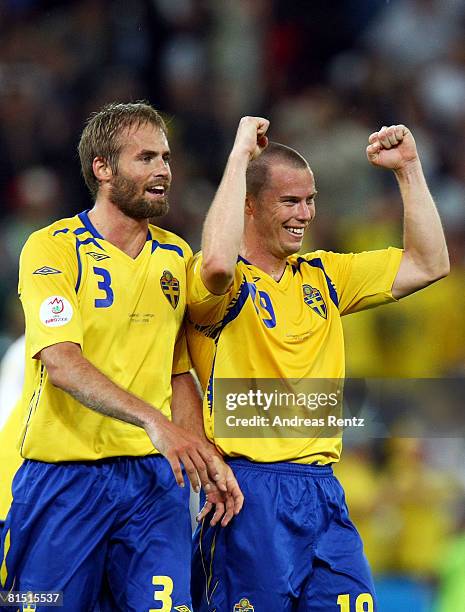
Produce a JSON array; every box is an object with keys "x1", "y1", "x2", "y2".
[
  {"x1": 1, "y1": 455, "x2": 193, "y2": 612},
  {"x1": 192, "y1": 459, "x2": 376, "y2": 612}
]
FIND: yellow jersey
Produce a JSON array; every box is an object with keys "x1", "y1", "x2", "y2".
[
  {"x1": 187, "y1": 247, "x2": 402, "y2": 464},
  {"x1": 0, "y1": 402, "x2": 23, "y2": 521},
  {"x1": 18, "y1": 210, "x2": 192, "y2": 462}
]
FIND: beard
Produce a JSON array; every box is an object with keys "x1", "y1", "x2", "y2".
[{"x1": 109, "y1": 173, "x2": 169, "y2": 219}]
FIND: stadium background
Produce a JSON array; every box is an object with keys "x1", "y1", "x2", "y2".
[{"x1": 0, "y1": 0, "x2": 464, "y2": 609}]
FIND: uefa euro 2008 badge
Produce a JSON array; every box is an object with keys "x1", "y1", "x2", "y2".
[{"x1": 40, "y1": 296, "x2": 73, "y2": 327}]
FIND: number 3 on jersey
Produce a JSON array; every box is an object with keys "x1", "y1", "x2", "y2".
[{"x1": 93, "y1": 267, "x2": 114, "y2": 308}]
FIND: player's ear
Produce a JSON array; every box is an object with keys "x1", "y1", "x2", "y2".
[
  {"x1": 245, "y1": 195, "x2": 255, "y2": 216},
  {"x1": 93, "y1": 157, "x2": 113, "y2": 182}
]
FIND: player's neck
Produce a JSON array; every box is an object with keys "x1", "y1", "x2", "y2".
[
  {"x1": 240, "y1": 242, "x2": 287, "y2": 281},
  {"x1": 88, "y1": 201, "x2": 149, "y2": 259}
]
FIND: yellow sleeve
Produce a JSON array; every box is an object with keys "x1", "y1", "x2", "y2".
[
  {"x1": 311, "y1": 247, "x2": 403, "y2": 316},
  {"x1": 172, "y1": 326, "x2": 192, "y2": 374},
  {"x1": 171, "y1": 242, "x2": 194, "y2": 374},
  {"x1": 19, "y1": 231, "x2": 84, "y2": 359},
  {"x1": 187, "y1": 252, "x2": 244, "y2": 326}
]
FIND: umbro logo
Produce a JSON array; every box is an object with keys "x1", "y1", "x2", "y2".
[
  {"x1": 33, "y1": 266, "x2": 62, "y2": 275},
  {"x1": 86, "y1": 252, "x2": 110, "y2": 261}
]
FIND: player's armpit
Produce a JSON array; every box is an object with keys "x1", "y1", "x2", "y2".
[
  {"x1": 391, "y1": 250, "x2": 449, "y2": 299},
  {"x1": 187, "y1": 256, "x2": 245, "y2": 329},
  {"x1": 35, "y1": 340, "x2": 82, "y2": 361}
]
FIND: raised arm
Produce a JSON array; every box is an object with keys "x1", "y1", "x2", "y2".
[
  {"x1": 366, "y1": 124, "x2": 449, "y2": 299},
  {"x1": 40, "y1": 341, "x2": 225, "y2": 493},
  {"x1": 201, "y1": 116, "x2": 269, "y2": 295}
]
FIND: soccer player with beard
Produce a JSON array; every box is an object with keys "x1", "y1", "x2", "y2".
[{"x1": 0, "y1": 102, "x2": 242, "y2": 612}]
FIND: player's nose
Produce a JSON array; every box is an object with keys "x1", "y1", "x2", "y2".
[
  {"x1": 296, "y1": 200, "x2": 313, "y2": 222},
  {"x1": 153, "y1": 156, "x2": 171, "y2": 179}
]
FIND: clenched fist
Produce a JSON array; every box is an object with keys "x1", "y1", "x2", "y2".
[
  {"x1": 366, "y1": 125, "x2": 419, "y2": 171},
  {"x1": 232, "y1": 116, "x2": 270, "y2": 161}
]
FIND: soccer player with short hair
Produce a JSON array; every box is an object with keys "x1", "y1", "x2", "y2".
[
  {"x1": 0, "y1": 102, "x2": 242, "y2": 611},
  {"x1": 187, "y1": 117, "x2": 449, "y2": 611}
]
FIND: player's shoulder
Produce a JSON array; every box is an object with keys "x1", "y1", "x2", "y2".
[
  {"x1": 148, "y1": 225, "x2": 193, "y2": 261},
  {"x1": 287, "y1": 250, "x2": 355, "y2": 282},
  {"x1": 23, "y1": 215, "x2": 82, "y2": 252},
  {"x1": 288, "y1": 249, "x2": 345, "y2": 267}
]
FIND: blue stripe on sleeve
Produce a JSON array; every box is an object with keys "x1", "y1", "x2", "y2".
[
  {"x1": 194, "y1": 277, "x2": 251, "y2": 414},
  {"x1": 218, "y1": 280, "x2": 250, "y2": 331},
  {"x1": 75, "y1": 240, "x2": 83, "y2": 292},
  {"x1": 206, "y1": 353, "x2": 217, "y2": 415}
]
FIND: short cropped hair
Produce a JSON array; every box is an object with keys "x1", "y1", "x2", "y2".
[
  {"x1": 78, "y1": 101, "x2": 167, "y2": 199},
  {"x1": 246, "y1": 142, "x2": 309, "y2": 198}
]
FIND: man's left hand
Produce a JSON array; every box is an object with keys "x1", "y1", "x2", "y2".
[{"x1": 197, "y1": 462, "x2": 244, "y2": 527}]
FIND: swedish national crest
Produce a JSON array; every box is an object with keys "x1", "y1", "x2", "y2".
[
  {"x1": 302, "y1": 284, "x2": 327, "y2": 319},
  {"x1": 160, "y1": 270, "x2": 180, "y2": 308},
  {"x1": 233, "y1": 597, "x2": 254, "y2": 611}
]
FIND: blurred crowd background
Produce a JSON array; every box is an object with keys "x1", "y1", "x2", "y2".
[{"x1": 0, "y1": 0, "x2": 464, "y2": 609}]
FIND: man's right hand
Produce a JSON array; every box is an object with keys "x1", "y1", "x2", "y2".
[
  {"x1": 232, "y1": 116, "x2": 270, "y2": 161},
  {"x1": 144, "y1": 418, "x2": 229, "y2": 491},
  {"x1": 146, "y1": 418, "x2": 244, "y2": 524}
]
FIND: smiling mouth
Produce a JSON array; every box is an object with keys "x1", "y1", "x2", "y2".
[
  {"x1": 146, "y1": 185, "x2": 167, "y2": 196},
  {"x1": 283, "y1": 226, "x2": 305, "y2": 237}
]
